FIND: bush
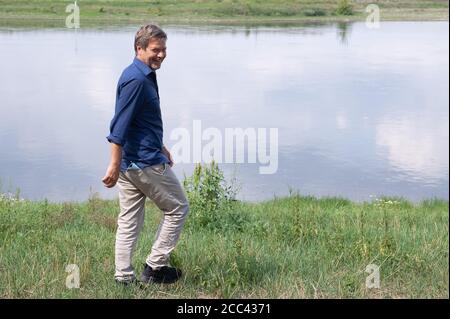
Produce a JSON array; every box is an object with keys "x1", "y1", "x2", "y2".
[
  {"x1": 183, "y1": 161, "x2": 239, "y2": 230},
  {"x1": 335, "y1": 0, "x2": 354, "y2": 16},
  {"x1": 303, "y1": 8, "x2": 327, "y2": 17}
]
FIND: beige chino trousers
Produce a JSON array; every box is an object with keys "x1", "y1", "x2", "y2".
[{"x1": 114, "y1": 163, "x2": 189, "y2": 280}]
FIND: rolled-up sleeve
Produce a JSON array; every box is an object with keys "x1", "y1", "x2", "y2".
[{"x1": 107, "y1": 79, "x2": 145, "y2": 146}]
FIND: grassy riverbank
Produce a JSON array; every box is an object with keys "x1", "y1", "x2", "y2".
[
  {"x1": 0, "y1": 0, "x2": 448, "y2": 28},
  {"x1": 0, "y1": 191, "x2": 448, "y2": 298}
]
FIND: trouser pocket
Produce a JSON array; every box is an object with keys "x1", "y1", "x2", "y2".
[
  {"x1": 126, "y1": 162, "x2": 141, "y2": 172},
  {"x1": 150, "y1": 163, "x2": 167, "y2": 176}
]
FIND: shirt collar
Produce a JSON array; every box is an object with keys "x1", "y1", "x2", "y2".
[{"x1": 133, "y1": 57, "x2": 153, "y2": 77}]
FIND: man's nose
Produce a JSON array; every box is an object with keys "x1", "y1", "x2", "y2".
[{"x1": 158, "y1": 51, "x2": 166, "y2": 59}]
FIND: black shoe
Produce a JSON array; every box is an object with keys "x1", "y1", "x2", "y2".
[
  {"x1": 140, "y1": 264, "x2": 182, "y2": 284},
  {"x1": 115, "y1": 275, "x2": 137, "y2": 286}
]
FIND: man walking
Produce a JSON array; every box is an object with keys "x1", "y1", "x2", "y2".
[{"x1": 102, "y1": 24, "x2": 189, "y2": 285}]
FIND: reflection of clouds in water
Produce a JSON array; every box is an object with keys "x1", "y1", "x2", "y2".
[
  {"x1": 0, "y1": 23, "x2": 448, "y2": 201},
  {"x1": 336, "y1": 113, "x2": 348, "y2": 130},
  {"x1": 82, "y1": 62, "x2": 116, "y2": 115},
  {"x1": 376, "y1": 114, "x2": 449, "y2": 181},
  {"x1": 245, "y1": 46, "x2": 304, "y2": 81},
  {"x1": 165, "y1": 26, "x2": 328, "y2": 124},
  {"x1": 350, "y1": 23, "x2": 449, "y2": 67}
]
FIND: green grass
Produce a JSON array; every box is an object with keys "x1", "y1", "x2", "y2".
[
  {"x1": 0, "y1": 0, "x2": 448, "y2": 28},
  {"x1": 0, "y1": 192, "x2": 448, "y2": 298}
]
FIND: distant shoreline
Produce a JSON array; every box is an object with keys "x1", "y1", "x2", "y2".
[{"x1": 0, "y1": 0, "x2": 448, "y2": 28}]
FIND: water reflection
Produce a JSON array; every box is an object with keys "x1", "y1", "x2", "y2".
[
  {"x1": 336, "y1": 21, "x2": 352, "y2": 44},
  {"x1": 0, "y1": 22, "x2": 448, "y2": 202}
]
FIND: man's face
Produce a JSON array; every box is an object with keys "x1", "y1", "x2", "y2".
[{"x1": 137, "y1": 38, "x2": 167, "y2": 70}]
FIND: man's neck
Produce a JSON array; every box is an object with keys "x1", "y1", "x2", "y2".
[{"x1": 136, "y1": 56, "x2": 154, "y2": 71}]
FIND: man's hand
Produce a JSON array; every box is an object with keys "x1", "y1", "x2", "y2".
[
  {"x1": 162, "y1": 145, "x2": 174, "y2": 167},
  {"x1": 103, "y1": 143, "x2": 122, "y2": 188},
  {"x1": 102, "y1": 163, "x2": 120, "y2": 188}
]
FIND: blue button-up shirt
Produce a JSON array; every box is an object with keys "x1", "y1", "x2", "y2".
[{"x1": 107, "y1": 58, "x2": 169, "y2": 171}]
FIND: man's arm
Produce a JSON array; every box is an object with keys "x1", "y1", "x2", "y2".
[
  {"x1": 102, "y1": 143, "x2": 122, "y2": 188},
  {"x1": 103, "y1": 79, "x2": 145, "y2": 188},
  {"x1": 107, "y1": 79, "x2": 145, "y2": 146}
]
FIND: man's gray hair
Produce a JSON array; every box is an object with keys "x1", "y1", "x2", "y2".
[{"x1": 134, "y1": 24, "x2": 167, "y2": 53}]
